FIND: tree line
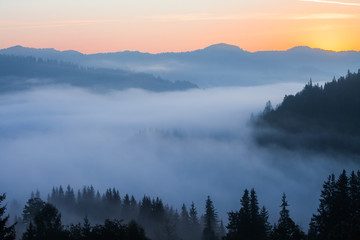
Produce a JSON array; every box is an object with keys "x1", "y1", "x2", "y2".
[{"x1": 1, "y1": 170, "x2": 359, "y2": 240}]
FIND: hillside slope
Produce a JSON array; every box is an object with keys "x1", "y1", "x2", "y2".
[
  {"x1": 0, "y1": 55, "x2": 197, "y2": 92},
  {"x1": 254, "y1": 70, "x2": 360, "y2": 155}
]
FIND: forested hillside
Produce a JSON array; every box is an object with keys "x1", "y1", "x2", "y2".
[
  {"x1": 255, "y1": 70, "x2": 360, "y2": 154},
  {"x1": 0, "y1": 55, "x2": 197, "y2": 93}
]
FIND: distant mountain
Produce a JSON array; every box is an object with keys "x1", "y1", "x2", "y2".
[
  {"x1": 254, "y1": 70, "x2": 360, "y2": 155},
  {"x1": 0, "y1": 55, "x2": 197, "y2": 93},
  {"x1": 202, "y1": 43, "x2": 245, "y2": 52},
  {"x1": 1, "y1": 44, "x2": 360, "y2": 87}
]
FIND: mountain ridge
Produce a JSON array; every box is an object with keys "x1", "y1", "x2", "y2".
[
  {"x1": 3, "y1": 44, "x2": 359, "y2": 55},
  {"x1": 3, "y1": 44, "x2": 358, "y2": 55},
  {"x1": 1, "y1": 44, "x2": 360, "y2": 87}
]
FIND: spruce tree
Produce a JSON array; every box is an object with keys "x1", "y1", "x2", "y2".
[
  {"x1": 189, "y1": 202, "x2": 201, "y2": 240},
  {"x1": 250, "y1": 189, "x2": 267, "y2": 240},
  {"x1": 22, "y1": 197, "x2": 45, "y2": 226},
  {"x1": 23, "y1": 203, "x2": 65, "y2": 240},
  {"x1": 238, "y1": 189, "x2": 251, "y2": 239},
  {"x1": 225, "y1": 188, "x2": 269, "y2": 240},
  {"x1": 308, "y1": 174, "x2": 336, "y2": 240},
  {"x1": 271, "y1": 193, "x2": 305, "y2": 240},
  {"x1": 0, "y1": 193, "x2": 16, "y2": 240},
  {"x1": 202, "y1": 196, "x2": 218, "y2": 240},
  {"x1": 189, "y1": 202, "x2": 199, "y2": 227},
  {"x1": 225, "y1": 210, "x2": 239, "y2": 240},
  {"x1": 180, "y1": 203, "x2": 190, "y2": 230},
  {"x1": 218, "y1": 220, "x2": 226, "y2": 239},
  {"x1": 22, "y1": 222, "x2": 35, "y2": 240},
  {"x1": 309, "y1": 170, "x2": 360, "y2": 240},
  {"x1": 330, "y1": 170, "x2": 351, "y2": 240},
  {"x1": 349, "y1": 171, "x2": 360, "y2": 239},
  {"x1": 64, "y1": 185, "x2": 75, "y2": 210},
  {"x1": 260, "y1": 206, "x2": 271, "y2": 239}
]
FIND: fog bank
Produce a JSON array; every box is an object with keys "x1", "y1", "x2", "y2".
[{"x1": 1, "y1": 83, "x2": 359, "y2": 228}]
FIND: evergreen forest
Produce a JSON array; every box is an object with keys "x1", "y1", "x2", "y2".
[
  {"x1": 1, "y1": 170, "x2": 359, "y2": 240},
  {"x1": 255, "y1": 70, "x2": 360, "y2": 155}
]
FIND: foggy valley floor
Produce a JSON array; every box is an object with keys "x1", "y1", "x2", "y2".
[{"x1": 1, "y1": 84, "x2": 360, "y2": 231}]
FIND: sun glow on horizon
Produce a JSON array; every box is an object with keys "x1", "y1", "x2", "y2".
[{"x1": 0, "y1": 0, "x2": 359, "y2": 53}]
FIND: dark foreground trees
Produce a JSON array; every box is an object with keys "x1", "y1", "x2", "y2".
[
  {"x1": 0, "y1": 193, "x2": 16, "y2": 240},
  {"x1": 308, "y1": 170, "x2": 360, "y2": 240},
  {"x1": 4, "y1": 169, "x2": 360, "y2": 240},
  {"x1": 225, "y1": 189, "x2": 306, "y2": 240},
  {"x1": 225, "y1": 189, "x2": 270, "y2": 240},
  {"x1": 23, "y1": 202, "x2": 65, "y2": 240},
  {"x1": 21, "y1": 201, "x2": 149, "y2": 240},
  {"x1": 66, "y1": 219, "x2": 149, "y2": 240}
]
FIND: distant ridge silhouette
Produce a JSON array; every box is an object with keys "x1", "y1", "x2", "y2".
[
  {"x1": 0, "y1": 54, "x2": 198, "y2": 93},
  {"x1": 1, "y1": 44, "x2": 359, "y2": 87}
]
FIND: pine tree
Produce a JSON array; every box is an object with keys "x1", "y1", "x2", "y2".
[
  {"x1": 129, "y1": 195, "x2": 138, "y2": 219},
  {"x1": 189, "y1": 202, "x2": 199, "y2": 227},
  {"x1": 271, "y1": 193, "x2": 305, "y2": 240},
  {"x1": 309, "y1": 174, "x2": 335, "y2": 240},
  {"x1": 64, "y1": 185, "x2": 75, "y2": 210},
  {"x1": 263, "y1": 101, "x2": 273, "y2": 114},
  {"x1": 122, "y1": 194, "x2": 131, "y2": 220},
  {"x1": 22, "y1": 197, "x2": 45, "y2": 226},
  {"x1": 180, "y1": 203, "x2": 190, "y2": 230},
  {"x1": 82, "y1": 216, "x2": 91, "y2": 239},
  {"x1": 218, "y1": 220, "x2": 226, "y2": 239},
  {"x1": 189, "y1": 202, "x2": 201, "y2": 240},
  {"x1": 309, "y1": 170, "x2": 359, "y2": 240},
  {"x1": 22, "y1": 222, "x2": 35, "y2": 240},
  {"x1": 202, "y1": 196, "x2": 218, "y2": 240},
  {"x1": 152, "y1": 197, "x2": 165, "y2": 223},
  {"x1": 238, "y1": 189, "x2": 251, "y2": 239},
  {"x1": 225, "y1": 189, "x2": 268, "y2": 240},
  {"x1": 260, "y1": 206, "x2": 271, "y2": 239},
  {"x1": 23, "y1": 203, "x2": 65, "y2": 240},
  {"x1": 349, "y1": 170, "x2": 360, "y2": 239},
  {"x1": 329, "y1": 170, "x2": 351, "y2": 240},
  {"x1": 225, "y1": 210, "x2": 239, "y2": 240},
  {"x1": 0, "y1": 193, "x2": 16, "y2": 240},
  {"x1": 250, "y1": 189, "x2": 267, "y2": 240}
]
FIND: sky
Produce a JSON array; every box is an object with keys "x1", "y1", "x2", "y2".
[{"x1": 0, "y1": 0, "x2": 359, "y2": 53}]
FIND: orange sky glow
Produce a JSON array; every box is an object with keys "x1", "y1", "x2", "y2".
[{"x1": 0, "y1": 0, "x2": 359, "y2": 53}]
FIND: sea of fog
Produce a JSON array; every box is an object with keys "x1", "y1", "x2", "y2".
[{"x1": 1, "y1": 83, "x2": 359, "y2": 229}]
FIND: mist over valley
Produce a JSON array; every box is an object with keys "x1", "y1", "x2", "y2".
[
  {"x1": 1, "y1": 82, "x2": 359, "y2": 229},
  {"x1": 1, "y1": 45, "x2": 360, "y2": 240}
]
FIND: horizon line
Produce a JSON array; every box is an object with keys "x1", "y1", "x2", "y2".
[{"x1": 0, "y1": 43, "x2": 358, "y2": 55}]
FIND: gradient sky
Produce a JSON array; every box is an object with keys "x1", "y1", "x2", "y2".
[{"x1": 0, "y1": 0, "x2": 359, "y2": 53}]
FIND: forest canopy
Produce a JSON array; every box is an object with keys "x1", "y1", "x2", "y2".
[{"x1": 254, "y1": 69, "x2": 360, "y2": 155}]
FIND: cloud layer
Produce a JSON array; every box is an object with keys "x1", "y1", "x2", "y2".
[{"x1": 1, "y1": 84, "x2": 359, "y2": 228}]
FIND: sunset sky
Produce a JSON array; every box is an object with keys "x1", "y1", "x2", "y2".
[{"x1": 0, "y1": 0, "x2": 359, "y2": 53}]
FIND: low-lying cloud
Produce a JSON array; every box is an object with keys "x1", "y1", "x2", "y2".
[{"x1": 1, "y1": 83, "x2": 359, "y2": 229}]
